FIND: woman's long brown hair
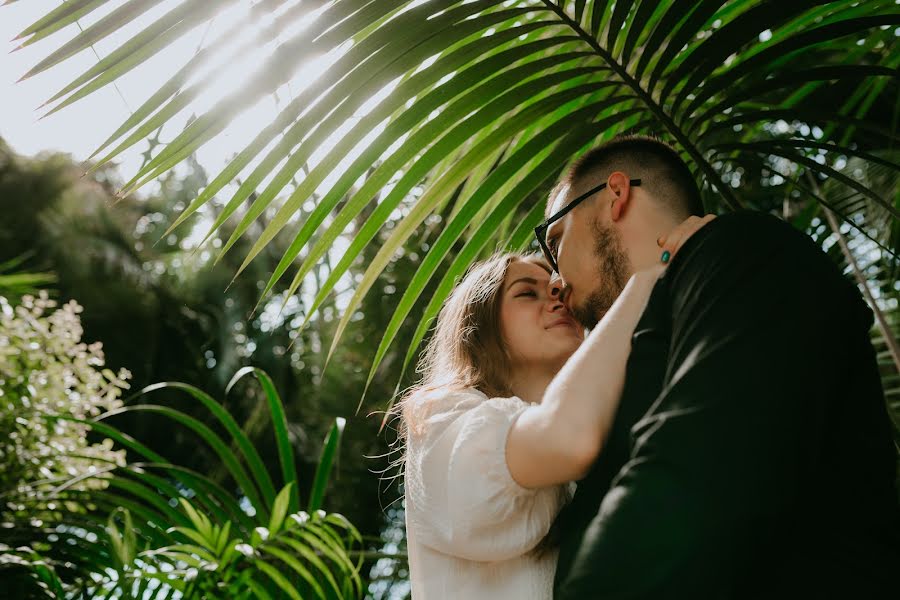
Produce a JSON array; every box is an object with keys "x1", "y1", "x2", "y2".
[
  {"x1": 395, "y1": 252, "x2": 550, "y2": 438},
  {"x1": 383, "y1": 252, "x2": 563, "y2": 556}
]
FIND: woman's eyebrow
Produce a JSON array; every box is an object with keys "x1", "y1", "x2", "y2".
[{"x1": 505, "y1": 277, "x2": 539, "y2": 291}]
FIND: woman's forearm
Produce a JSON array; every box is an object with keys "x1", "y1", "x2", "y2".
[
  {"x1": 506, "y1": 267, "x2": 662, "y2": 488},
  {"x1": 544, "y1": 269, "x2": 660, "y2": 457}
]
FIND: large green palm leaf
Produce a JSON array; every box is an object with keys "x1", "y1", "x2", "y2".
[{"x1": 10, "y1": 0, "x2": 899, "y2": 404}]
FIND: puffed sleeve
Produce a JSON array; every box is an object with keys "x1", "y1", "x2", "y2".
[{"x1": 405, "y1": 390, "x2": 569, "y2": 562}]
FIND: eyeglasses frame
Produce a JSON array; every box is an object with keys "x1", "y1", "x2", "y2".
[{"x1": 534, "y1": 178, "x2": 641, "y2": 273}]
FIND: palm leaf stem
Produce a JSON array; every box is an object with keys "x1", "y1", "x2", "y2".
[
  {"x1": 540, "y1": 0, "x2": 742, "y2": 210},
  {"x1": 821, "y1": 205, "x2": 900, "y2": 375}
]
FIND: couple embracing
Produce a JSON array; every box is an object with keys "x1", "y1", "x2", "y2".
[{"x1": 397, "y1": 136, "x2": 899, "y2": 599}]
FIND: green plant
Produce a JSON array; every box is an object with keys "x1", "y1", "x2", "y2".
[
  {"x1": 0, "y1": 543, "x2": 67, "y2": 599},
  {"x1": 0, "y1": 255, "x2": 56, "y2": 301},
  {"x1": 2, "y1": 366, "x2": 363, "y2": 599},
  {"x1": 0, "y1": 131, "x2": 418, "y2": 595},
  {"x1": 101, "y1": 485, "x2": 361, "y2": 599},
  {"x1": 0, "y1": 292, "x2": 129, "y2": 495},
  {"x1": 7, "y1": 1, "x2": 897, "y2": 400}
]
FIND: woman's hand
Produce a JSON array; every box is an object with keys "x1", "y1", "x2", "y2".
[
  {"x1": 657, "y1": 214, "x2": 717, "y2": 261},
  {"x1": 635, "y1": 214, "x2": 717, "y2": 284}
]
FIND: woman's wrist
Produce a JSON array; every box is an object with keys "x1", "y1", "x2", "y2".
[{"x1": 631, "y1": 264, "x2": 666, "y2": 287}]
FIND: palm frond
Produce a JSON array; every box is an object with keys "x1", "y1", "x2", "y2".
[
  {"x1": 2, "y1": 370, "x2": 361, "y2": 598},
  {"x1": 8, "y1": 0, "x2": 898, "y2": 405}
]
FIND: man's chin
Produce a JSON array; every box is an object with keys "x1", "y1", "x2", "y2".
[
  {"x1": 572, "y1": 291, "x2": 616, "y2": 330},
  {"x1": 571, "y1": 303, "x2": 601, "y2": 330}
]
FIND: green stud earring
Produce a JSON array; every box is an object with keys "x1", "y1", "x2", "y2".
[{"x1": 661, "y1": 250, "x2": 671, "y2": 264}]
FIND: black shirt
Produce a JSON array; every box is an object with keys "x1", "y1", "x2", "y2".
[{"x1": 553, "y1": 211, "x2": 900, "y2": 599}]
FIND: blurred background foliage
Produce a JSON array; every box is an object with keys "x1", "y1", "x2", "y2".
[
  {"x1": 0, "y1": 141, "x2": 418, "y2": 597},
  {"x1": 1, "y1": 0, "x2": 899, "y2": 597}
]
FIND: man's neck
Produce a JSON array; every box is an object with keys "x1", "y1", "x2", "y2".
[{"x1": 624, "y1": 211, "x2": 682, "y2": 274}]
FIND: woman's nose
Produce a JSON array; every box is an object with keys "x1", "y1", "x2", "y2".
[
  {"x1": 546, "y1": 290, "x2": 566, "y2": 313},
  {"x1": 548, "y1": 277, "x2": 561, "y2": 298},
  {"x1": 548, "y1": 274, "x2": 568, "y2": 306},
  {"x1": 549, "y1": 272, "x2": 563, "y2": 292}
]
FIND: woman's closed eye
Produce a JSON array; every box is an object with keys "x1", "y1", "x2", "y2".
[{"x1": 515, "y1": 290, "x2": 537, "y2": 298}]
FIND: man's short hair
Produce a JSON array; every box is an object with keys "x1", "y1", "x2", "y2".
[{"x1": 548, "y1": 134, "x2": 704, "y2": 219}]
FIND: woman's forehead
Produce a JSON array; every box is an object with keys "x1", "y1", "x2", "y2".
[{"x1": 506, "y1": 259, "x2": 551, "y2": 283}]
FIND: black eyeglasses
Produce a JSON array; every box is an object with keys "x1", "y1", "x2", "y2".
[{"x1": 534, "y1": 178, "x2": 641, "y2": 273}]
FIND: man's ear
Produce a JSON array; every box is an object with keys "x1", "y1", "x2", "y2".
[{"x1": 607, "y1": 171, "x2": 632, "y2": 222}]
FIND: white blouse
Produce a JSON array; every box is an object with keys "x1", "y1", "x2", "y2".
[{"x1": 404, "y1": 388, "x2": 573, "y2": 599}]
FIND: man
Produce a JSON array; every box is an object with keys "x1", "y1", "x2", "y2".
[{"x1": 535, "y1": 135, "x2": 900, "y2": 598}]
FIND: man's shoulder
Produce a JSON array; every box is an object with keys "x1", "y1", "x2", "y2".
[
  {"x1": 696, "y1": 210, "x2": 800, "y2": 245},
  {"x1": 670, "y1": 210, "x2": 812, "y2": 272},
  {"x1": 715, "y1": 209, "x2": 801, "y2": 236},
  {"x1": 665, "y1": 209, "x2": 862, "y2": 319}
]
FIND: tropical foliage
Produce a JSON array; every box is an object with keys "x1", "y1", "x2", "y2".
[
  {"x1": 3, "y1": 0, "x2": 899, "y2": 596},
  {"x1": 0, "y1": 293, "x2": 129, "y2": 496},
  {"x1": 7, "y1": 0, "x2": 898, "y2": 399},
  {"x1": 1, "y1": 329, "x2": 363, "y2": 597},
  {"x1": 0, "y1": 255, "x2": 56, "y2": 300},
  {"x1": 810, "y1": 158, "x2": 900, "y2": 442},
  {"x1": 0, "y1": 140, "x2": 414, "y2": 596}
]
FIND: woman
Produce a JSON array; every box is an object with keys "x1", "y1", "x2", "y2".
[{"x1": 398, "y1": 217, "x2": 710, "y2": 598}]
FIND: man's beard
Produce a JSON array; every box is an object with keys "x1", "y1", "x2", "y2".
[{"x1": 571, "y1": 220, "x2": 630, "y2": 329}]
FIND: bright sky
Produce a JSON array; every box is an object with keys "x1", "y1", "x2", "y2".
[
  {"x1": 3, "y1": 0, "x2": 213, "y2": 176},
  {"x1": 0, "y1": 0, "x2": 396, "y2": 198},
  {"x1": 1, "y1": 0, "x2": 413, "y2": 320}
]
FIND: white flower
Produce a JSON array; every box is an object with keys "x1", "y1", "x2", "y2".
[
  {"x1": 290, "y1": 511, "x2": 310, "y2": 526},
  {"x1": 1, "y1": 295, "x2": 130, "y2": 492}
]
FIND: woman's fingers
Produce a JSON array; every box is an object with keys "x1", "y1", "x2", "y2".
[{"x1": 659, "y1": 214, "x2": 716, "y2": 262}]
